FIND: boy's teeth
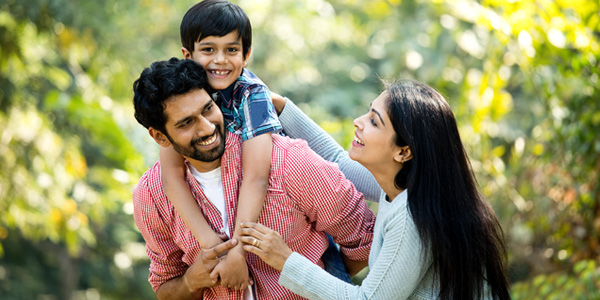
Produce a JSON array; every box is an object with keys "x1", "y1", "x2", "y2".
[{"x1": 213, "y1": 70, "x2": 228, "y2": 75}]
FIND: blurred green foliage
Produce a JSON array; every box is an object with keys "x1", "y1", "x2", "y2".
[{"x1": 0, "y1": 0, "x2": 598, "y2": 299}]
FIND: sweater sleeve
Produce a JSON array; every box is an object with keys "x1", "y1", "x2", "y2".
[
  {"x1": 278, "y1": 195, "x2": 433, "y2": 300},
  {"x1": 278, "y1": 99, "x2": 380, "y2": 202}
]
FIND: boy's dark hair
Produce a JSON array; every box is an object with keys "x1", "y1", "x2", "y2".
[
  {"x1": 181, "y1": 0, "x2": 252, "y2": 57},
  {"x1": 132, "y1": 57, "x2": 210, "y2": 133}
]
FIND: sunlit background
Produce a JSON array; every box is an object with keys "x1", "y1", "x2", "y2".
[{"x1": 0, "y1": 0, "x2": 599, "y2": 299}]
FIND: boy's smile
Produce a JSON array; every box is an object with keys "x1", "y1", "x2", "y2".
[{"x1": 183, "y1": 30, "x2": 250, "y2": 91}]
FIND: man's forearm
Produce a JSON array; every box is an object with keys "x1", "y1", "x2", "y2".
[
  {"x1": 156, "y1": 274, "x2": 204, "y2": 300},
  {"x1": 341, "y1": 251, "x2": 368, "y2": 277}
]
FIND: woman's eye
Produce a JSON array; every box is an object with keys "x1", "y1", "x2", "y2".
[{"x1": 370, "y1": 118, "x2": 378, "y2": 127}]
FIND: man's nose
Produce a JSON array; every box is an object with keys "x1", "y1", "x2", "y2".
[{"x1": 196, "y1": 116, "x2": 216, "y2": 136}]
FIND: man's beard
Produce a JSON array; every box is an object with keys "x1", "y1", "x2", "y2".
[{"x1": 168, "y1": 125, "x2": 226, "y2": 163}]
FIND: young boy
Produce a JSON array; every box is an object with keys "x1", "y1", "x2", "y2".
[{"x1": 159, "y1": 0, "x2": 281, "y2": 294}]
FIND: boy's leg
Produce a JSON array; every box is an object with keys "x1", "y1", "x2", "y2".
[{"x1": 322, "y1": 234, "x2": 352, "y2": 283}]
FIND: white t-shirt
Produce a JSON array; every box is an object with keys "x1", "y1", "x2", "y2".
[
  {"x1": 189, "y1": 165, "x2": 254, "y2": 300},
  {"x1": 189, "y1": 166, "x2": 229, "y2": 236}
]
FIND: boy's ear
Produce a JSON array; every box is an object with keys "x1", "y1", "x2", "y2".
[
  {"x1": 393, "y1": 146, "x2": 413, "y2": 164},
  {"x1": 182, "y1": 47, "x2": 192, "y2": 59},
  {"x1": 149, "y1": 127, "x2": 171, "y2": 148},
  {"x1": 243, "y1": 48, "x2": 252, "y2": 67}
]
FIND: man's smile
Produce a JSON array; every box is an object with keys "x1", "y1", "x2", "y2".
[{"x1": 194, "y1": 130, "x2": 218, "y2": 146}]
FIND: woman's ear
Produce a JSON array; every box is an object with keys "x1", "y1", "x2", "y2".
[
  {"x1": 149, "y1": 128, "x2": 171, "y2": 148},
  {"x1": 394, "y1": 146, "x2": 413, "y2": 163}
]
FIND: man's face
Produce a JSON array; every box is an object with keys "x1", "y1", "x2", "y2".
[
  {"x1": 161, "y1": 88, "x2": 226, "y2": 171},
  {"x1": 183, "y1": 30, "x2": 250, "y2": 91}
]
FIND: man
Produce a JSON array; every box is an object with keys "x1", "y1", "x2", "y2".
[{"x1": 132, "y1": 57, "x2": 375, "y2": 299}]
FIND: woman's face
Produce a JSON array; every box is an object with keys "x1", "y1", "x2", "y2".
[{"x1": 349, "y1": 91, "x2": 404, "y2": 173}]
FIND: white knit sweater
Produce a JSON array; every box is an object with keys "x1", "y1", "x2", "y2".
[{"x1": 277, "y1": 100, "x2": 440, "y2": 299}]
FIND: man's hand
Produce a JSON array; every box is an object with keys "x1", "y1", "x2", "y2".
[
  {"x1": 156, "y1": 239, "x2": 238, "y2": 300},
  {"x1": 210, "y1": 244, "x2": 251, "y2": 290},
  {"x1": 341, "y1": 251, "x2": 368, "y2": 277}
]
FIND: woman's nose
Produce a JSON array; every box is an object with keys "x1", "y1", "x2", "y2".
[{"x1": 353, "y1": 115, "x2": 363, "y2": 129}]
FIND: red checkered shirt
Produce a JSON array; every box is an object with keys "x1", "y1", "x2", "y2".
[{"x1": 133, "y1": 133, "x2": 375, "y2": 299}]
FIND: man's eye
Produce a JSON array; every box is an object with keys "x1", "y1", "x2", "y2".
[{"x1": 179, "y1": 120, "x2": 192, "y2": 128}]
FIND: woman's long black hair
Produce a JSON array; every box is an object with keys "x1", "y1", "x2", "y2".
[{"x1": 385, "y1": 79, "x2": 510, "y2": 300}]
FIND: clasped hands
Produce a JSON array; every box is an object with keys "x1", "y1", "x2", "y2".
[{"x1": 184, "y1": 222, "x2": 292, "y2": 292}]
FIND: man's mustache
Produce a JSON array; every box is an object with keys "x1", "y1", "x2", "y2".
[{"x1": 191, "y1": 125, "x2": 220, "y2": 146}]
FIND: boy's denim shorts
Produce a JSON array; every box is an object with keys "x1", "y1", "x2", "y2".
[{"x1": 322, "y1": 234, "x2": 352, "y2": 283}]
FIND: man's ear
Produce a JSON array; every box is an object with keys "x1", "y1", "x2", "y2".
[
  {"x1": 149, "y1": 127, "x2": 171, "y2": 148},
  {"x1": 243, "y1": 48, "x2": 252, "y2": 67},
  {"x1": 182, "y1": 47, "x2": 192, "y2": 59},
  {"x1": 394, "y1": 146, "x2": 413, "y2": 164}
]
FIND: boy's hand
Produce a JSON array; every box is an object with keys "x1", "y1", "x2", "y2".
[{"x1": 210, "y1": 244, "x2": 251, "y2": 290}]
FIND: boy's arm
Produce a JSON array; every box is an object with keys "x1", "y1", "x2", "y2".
[
  {"x1": 235, "y1": 133, "x2": 271, "y2": 235},
  {"x1": 160, "y1": 146, "x2": 223, "y2": 248},
  {"x1": 211, "y1": 133, "x2": 272, "y2": 290}
]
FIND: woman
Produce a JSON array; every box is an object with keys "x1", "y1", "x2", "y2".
[{"x1": 239, "y1": 79, "x2": 511, "y2": 299}]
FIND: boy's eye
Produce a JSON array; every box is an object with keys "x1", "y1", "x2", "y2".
[
  {"x1": 227, "y1": 47, "x2": 239, "y2": 53},
  {"x1": 200, "y1": 47, "x2": 214, "y2": 52}
]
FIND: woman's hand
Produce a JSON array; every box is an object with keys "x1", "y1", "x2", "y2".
[{"x1": 240, "y1": 222, "x2": 293, "y2": 271}]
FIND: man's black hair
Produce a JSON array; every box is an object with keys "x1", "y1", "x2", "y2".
[{"x1": 132, "y1": 57, "x2": 210, "y2": 133}]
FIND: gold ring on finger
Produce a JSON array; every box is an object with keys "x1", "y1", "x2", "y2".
[{"x1": 252, "y1": 238, "x2": 260, "y2": 248}]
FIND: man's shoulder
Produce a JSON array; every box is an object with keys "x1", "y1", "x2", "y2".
[
  {"x1": 271, "y1": 135, "x2": 332, "y2": 169},
  {"x1": 272, "y1": 134, "x2": 310, "y2": 152},
  {"x1": 133, "y1": 161, "x2": 163, "y2": 205}
]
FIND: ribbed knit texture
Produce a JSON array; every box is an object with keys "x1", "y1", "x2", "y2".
[
  {"x1": 278, "y1": 100, "x2": 380, "y2": 202},
  {"x1": 276, "y1": 100, "x2": 495, "y2": 299},
  {"x1": 279, "y1": 191, "x2": 439, "y2": 300}
]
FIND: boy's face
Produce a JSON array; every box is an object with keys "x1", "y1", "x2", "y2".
[{"x1": 182, "y1": 30, "x2": 251, "y2": 91}]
